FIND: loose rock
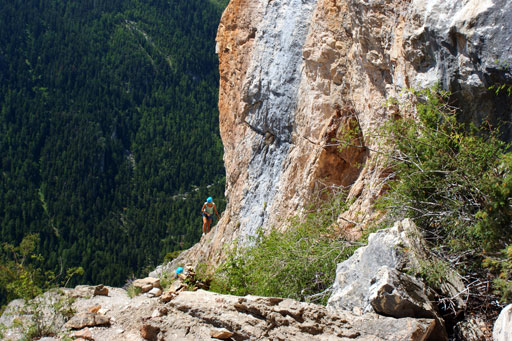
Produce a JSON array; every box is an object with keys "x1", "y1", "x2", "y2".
[
  {"x1": 140, "y1": 324, "x2": 160, "y2": 341},
  {"x1": 133, "y1": 277, "x2": 161, "y2": 293},
  {"x1": 73, "y1": 327, "x2": 93, "y2": 340},
  {"x1": 64, "y1": 312, "x2": 110, "y2": 329},
  {"x1": 93, "y1": 285, "x2": 109, "y2": 296},
  {"x1": 369, "y1": 266, "x2": 447, "y2": 340},
  {"x1": 148, "y1": 287, "x2": 162, "y2": 297},
  {"x1": 88, "y1": 305, "x2": 101, "y2": 313},
  {"x1": 160, "y1": 290, "x2": 176, "y2": 303},
  {"x1": 210, "y1": 327, "x2": 234, "y2": 339}
]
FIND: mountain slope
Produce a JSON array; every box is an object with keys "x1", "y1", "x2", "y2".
[{"x1": 0, "y1": 0, "x2": 227, "y2": 294}]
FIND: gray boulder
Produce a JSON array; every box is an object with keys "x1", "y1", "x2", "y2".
[
  {"x1": 369, "y1": 266, "x2": 447, "y2": 340},
  {"x1": 64, "y1": 312, "x2": 111, "y2": 329},
  {"x1": 327, "y1": 221, "x2": 406, "y2": 313},
  {"x1": 327, "y1": 219, "x2": 465, "y2": 340}
]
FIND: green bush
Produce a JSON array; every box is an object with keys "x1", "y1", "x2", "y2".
[
  {"x1": 163, "y1": 250, "x2": 183, "y2": 264},
  {"x1": 378, "y1": 87, "x2": 512, "y2": 302},
  {"x1": 126, "y1": 284, "x2": 142, "y2": 298},
  {"x1": 158, "y1": 270, "x2": 176, "y2": 291},
  {"x1": 210, "y1": 192, "x2": 361, "y2": 304},
  {"x1": 0, "y1": 234, "x2": 83, "y2": 311},
  {"x1": 482, "y1": 245, "x2": 512, "y2": 302}
]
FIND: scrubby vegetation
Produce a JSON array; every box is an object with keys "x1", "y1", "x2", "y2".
[
  {"x1": 378, "y1": 87, "x2": 512, "y2": 305},
  {"x1": 210, "y1": 192, "x2": 365, "y2": 305},
  {"x1": 126, "y1": 284, "x2": 142, "y2": 299},
  {"x1": 0, "y1": 235, "x2": 79, "y2": 339}
]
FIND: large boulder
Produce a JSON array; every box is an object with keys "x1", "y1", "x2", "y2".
[
  {"x1": 369, "y1": 266, "x2": 447, "y2": 340},
  {"x1": 494, "y1": 304, "x2": 512, "y2": 341},
  {"x1": 327, "y1": 219, "x2": 465, "y2": 340}
]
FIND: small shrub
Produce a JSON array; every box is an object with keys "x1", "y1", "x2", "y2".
[
  {"x1": 483, "y1": 245, "x2": 512, "y2": 302},
  {"x1": 163, "y1": 250, "x2": 183, "y2": 264},
  {"x1": 488, "y1": 60, "x2": 512, "y2": 96},
  {"x1": 194, "y1": 262, "x2": 214, "y2": 287},
  {"x1": 408, "y1": 258, "x2": 451, "y2": 289},
  {"x1": 126, "y1": 284, "x2": 142, "y2": 298},
  {"x1": 158, "y1": 270, "x2": 174, "y2": 290}
]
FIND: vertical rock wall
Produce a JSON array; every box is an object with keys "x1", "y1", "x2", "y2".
[
  {"x1": 172, "y1": 0, "x2": 512, "y2": 267},
  {"x1": 228, "y1": 0, "x2": 318, "y2": 237}
]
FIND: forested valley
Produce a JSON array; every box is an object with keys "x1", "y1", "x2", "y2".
[{"x1": 0, "y1": 0, "x2": 228, "y2": 307}]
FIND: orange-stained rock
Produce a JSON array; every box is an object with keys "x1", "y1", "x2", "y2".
[
  {"x1": 132, "y1": 277, "x2": 161, "y2": 293},
  {"x1": 93, "y1": 284, "x2": 108, "y2": 296},
  {"x1": 73, "y1": 327, "x2": 94, "y2": 340},
  {"x1": 140, "y1": 323, "x2": 160, "y2": 341},
  {"x1": 210, "y1": 327, "x2": 234, "y2": 339}
]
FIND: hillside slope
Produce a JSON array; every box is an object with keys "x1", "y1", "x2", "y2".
[{"x1": 0, "y1": 0, "x2": 227, "y2": 295}]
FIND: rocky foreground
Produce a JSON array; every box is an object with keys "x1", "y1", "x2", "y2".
[
  {"x1": 1, "y1": 220, "x2": 511, "y2": 340},
  {"x1": 1, "y1": 285, "x2": 436, "y2": 341},
  {"x1": 1, "y1": 283, "x2": 510, "y2": 340}
]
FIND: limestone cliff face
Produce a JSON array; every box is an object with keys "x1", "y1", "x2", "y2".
[{"x1": 174, "y1": 0, "x2": 512, "y2": 266}]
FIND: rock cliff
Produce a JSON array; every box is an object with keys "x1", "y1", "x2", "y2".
[{"x1": 172, "y1": 0, "x2": 512, "y2": 266}]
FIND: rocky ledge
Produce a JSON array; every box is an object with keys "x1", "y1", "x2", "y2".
[{"x1": 0, "y1": 286, "x2": 436, "y2": 341}]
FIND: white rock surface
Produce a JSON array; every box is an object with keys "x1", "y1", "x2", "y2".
[
  {"x1": 231, "y1": 0, "x2": 318, "y2": 240},
  {"x1": 147, "y1": 287, "x2": 162, "y2": 297},
  {"x1": 494, "y1": 304, "x2": 512, "y2": 341}
]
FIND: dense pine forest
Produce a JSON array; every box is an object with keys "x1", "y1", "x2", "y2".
[{"x1": 0, "y1": 0, "x2": 228, "y2": 305}]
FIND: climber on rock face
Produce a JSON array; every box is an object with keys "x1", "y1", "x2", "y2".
[{"x1": 201, "y1": 196, "x2": 220, "y2": 236}]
